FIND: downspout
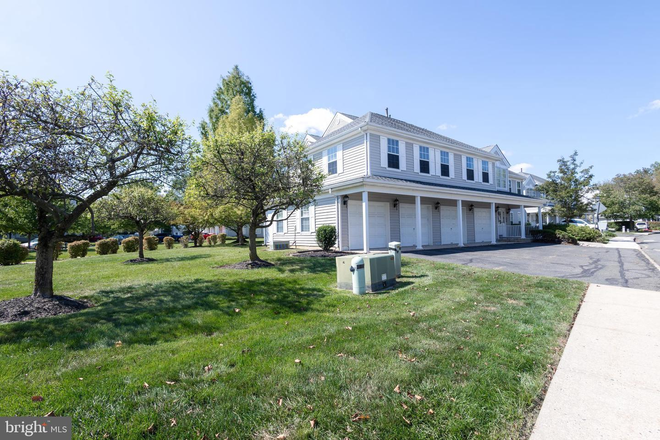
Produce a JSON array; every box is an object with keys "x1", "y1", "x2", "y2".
[{"x1": 359, "y1": 127, "x2": 370, "y2": 177}]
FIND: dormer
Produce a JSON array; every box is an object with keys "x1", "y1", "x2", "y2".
[{"x1": 322, "y1": 112, "x2": 358, "y2": 137}]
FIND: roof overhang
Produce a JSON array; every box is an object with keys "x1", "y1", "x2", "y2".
[{"x1": 321, "y1": 177, "x2": 545, "y2": 206}]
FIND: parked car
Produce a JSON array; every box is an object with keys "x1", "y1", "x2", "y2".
[
  {"x1": 153, "y1": 232, "x2": 184, "y2": 242},
  {"x1": 20, "y1": 238, "x2": 39, "y2": 248},
  {"x1": 567, "y1": 218, "x2": 598, "y2": 229},
  {"x1": 635, "y1": 221, "x2": 650, "y2": 232},
  {"x1": 111, "y1": 234, "x2": 132, "y2": 242}
]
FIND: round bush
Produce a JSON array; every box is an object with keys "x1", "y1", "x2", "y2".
[
  {"x1": 180, "y1": 236, "x2": 189, "y2": 248},
  {"x1": 0, "y1": 239, "x2": 29, "y2": 265},
  {"x1": 196, "y1": 235, "x2": 204, "y2": 247},
  {"x1": 122, "y1": 236, "x2": 139, "y2": 253},
  {"x1": 163, "y1": 236, "x2": 175, "y2": 249},
  {"x1": 108, "y1": 238, "x2": 119, "y2": 254},
  {"x1": 316, "y1": 225, "x2": 337, "y2": 251},
  {"x1": 144, "y1": 236, "x2": 159, "y2": 251},
  {"x1": 218, "y1": 233, "x2": 227, "y2": 244},
  {"x1": 207, "y1": 234, "x2": 218, "y2": 246},
  {"x1": 68, "y1": 240, "x2": 90, "y2": 258},
  {"x1": 95, "y1": 239, "x2": 112, "y2": 255}
]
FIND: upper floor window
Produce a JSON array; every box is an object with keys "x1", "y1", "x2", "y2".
[
  {"x1": 275, "y1": 211, "x2": 285, "y2": 233},
  {"x1": 440, "y1": 151, "x2": 450, "y2": 177},
  {"x1": 466, "y1": 157, "x2": 475, "y2": 181},
  {"x1": 300, "y1": 206, "x2": 310, "y2": 232},
  {"x1": 419, "y1": 146, "x2": 430, "y2": 174},
  {"x1": 327, "y1": 146, "x2": 338, "y2": 175},
  {"x1": 516, "y1": 181, "x2": 522, "y2": 195},
  {"x1": 508, "y1": 179, "x2": 513, "y2": 192},
  {"x1": 496, "y1": 167, "x2": 507, "y2": 188},
  {"x1": 482, "y1": 161, "x2": 490, "y2": 183},
  {"x1": 387, "y1": 138, "x2": 400, "y2": 170}
]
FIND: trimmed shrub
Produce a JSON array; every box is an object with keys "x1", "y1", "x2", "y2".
[
  {"x1": 196, "y1": 235, "x2": 204, "y2": 247},
  {"x1": 108, "y1": 238, "x2": 119, "y2": 254},
  {"x1": 122, "y1": 236, "x2": 139, "y2": 253},
  {"x1": 316, "y1": 225, "x2": 337, "y2": 251},
  {"x1": 207, "y1": 234, "x2": 218, "y2": 246},
  {"x1": 95, "y1": 238, "x2": 113, "y2": 255},
  {"x1": 144, "y1": 236, "x2": 159, "y2": 251},
  {"x1": 0, "y1": 239, "x2": 29, "y2": 265},
  {"x1": 163, "y1": 236, "x2": 175, "y2": 249},
  {"x1": 218, "y1": 233, "x2": 227, "y2": 244},
  {"x1": 68, "y1": 240, "x2": 89, "y2": 258},
  {"x1": 650, "y1": 221, "x2": 660, "y2": 230},
  {"x1": 567, "y1": 224, "x2": 602, "y2": 242},
  {"x1": 53, "y1": 241, "x2": 64, "y2": 260},
  {"x1": 180, "y1": 235, "x2": 189, "y2": 248},
  {"x1": 556, "y1": 230, "x2": 578, "y2": 245}
]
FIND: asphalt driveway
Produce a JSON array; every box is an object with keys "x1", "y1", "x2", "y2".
[
  {"x1": 638, "y1": 233, "x2": 660, "y2": 268},
  {"x1": 404, "y1": 242, "x2": 660, "y2": 291}
]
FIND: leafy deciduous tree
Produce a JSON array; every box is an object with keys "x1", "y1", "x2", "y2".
[
  {"x1": 0, "y1": 73, "x2": 192, "y2": 297},
  {"x1": 96, "y1": 185, "x2": 175, "y2": 260},
  {"x1": 598, "y1": 164, "x2": 660, "y2": 223},
  {"x1": 538, "y1": 151, "x2": 594, "y2": 222},
  {"x1": 194, "y1": 97, "x2": 324, "y2": 264}
]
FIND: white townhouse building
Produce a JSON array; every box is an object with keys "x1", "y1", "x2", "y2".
[{"x1": 267, "y1": 112, "x2": 547, "y2": 252}]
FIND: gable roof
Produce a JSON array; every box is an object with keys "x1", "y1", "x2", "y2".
[
  {"x1": 322, "y1": 112, "x2": 359, "y2": 137},
  {"x1": 519, "y1": 172, "x2": 547, "y2": 186},
  {"x1": 481, "y1": 144, "x2": 510, "y2": 167}
]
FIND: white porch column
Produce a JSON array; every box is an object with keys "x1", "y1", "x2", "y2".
[
  {"x1": 520, "y1": 205, "x2": 526, "y2": 239},
  {"x1": 457, "y1": 199, "x2": 464, "y2": 247},
  {"x1": 336, "y1": 196, "x2": 343, "y2": 250},
  {"x1": 538, "y1": 206, "x2": 543, "y2": 230},
  {"x1": 415, "y1": 196, "x2": 423, "y2": 250},
  {"x1": 362, "y1": 191, "x2": 369, "y2": 253},
  {"x1": 490, "y1": 202, "x2": 497, "y2": 244}
]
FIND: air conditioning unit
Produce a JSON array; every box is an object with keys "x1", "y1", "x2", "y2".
[
  {"x1": 270, "y1": 240, "x2": 289, "y2": 251},
  {"x1": 336, "y1": 253, "x2": 396, "y2": 292}
]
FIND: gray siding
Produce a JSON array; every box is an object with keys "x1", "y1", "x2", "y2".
[
  {"x1": 270, "y1": 197, "x2": 338, "y2": 249},
  {"x1": 466, "y1": 210, "x2": 475, "y2": 243},
  {"x1": 314, "y1": 135, "x2": 365, "y2": 186},
  {"x1": 369, "y1": 134, "x2": 498, "y2": 191},
  {"x1": 432, "y1": 207, "x2": 442, "y2": 245}
]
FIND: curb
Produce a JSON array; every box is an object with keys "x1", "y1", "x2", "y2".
[{"x1": 634, "y1": 236, "x2": 660, "y2": 273}]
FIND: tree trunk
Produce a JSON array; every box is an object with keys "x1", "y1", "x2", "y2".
[
  {"x1": 138, "y1": 230, "x2": 145, "y2": 259},
  {"x1": 27, "y1": 233, "x2": 32, "y2": 249},
  {"x1": 32, "y1": 230, "x2": 56, "y2": 298},
  {"x1": 237, "y1": 227, "x2": 245, "y2": 246},
  {"x1": 248, "y1": 223, "x2": 259, "y2": 262},
  {"x1": 192, "y1": 231, "x2": 199, "y2": 247}
]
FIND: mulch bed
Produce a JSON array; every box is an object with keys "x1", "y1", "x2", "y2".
[
  {"x1": 290, "y1": 250, "x2": 354, "y2": 258},
  {"x1": 123, "y1": 258, "x2": 157, "y2": 264},
  {"x1": 215, "y1": 260, "x2": 275, "y2": 270},
  {"x1": 0, "y1": 295, "x2": 92, "y2": 323}
]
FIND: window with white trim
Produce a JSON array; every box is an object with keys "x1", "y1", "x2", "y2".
[
  {"x1": 466, "y1": 157, "x2": 475, "y2": 181},
  {"x1": 387, "y1": 138, "x2": 399, "y2": 169},
  {"x1": 440, "y1": 151, "x2": 450, "y2": 177},
  {"x1": 516, "y1": 181, "x2": 522, "y2": 195},
  {"x1": 275, "y1": 211, "x2": 284, "y2": 233},
  {"x1": 300, "y1": 206, "x2": 310, "y2": 232},
  {"x1": 419, "y1": 146, "x2": 430, "y2": 174},
  {"x1": 496, "y1": 167, "x2": 507, "y2": 189},
  {"x1": 482, "y1": 161, "x2": 490, "y2": 183},
  {"x1": 508, "y1": 179, "x2": 513, "y2": 192},
  {"x1": 327, "y1": 146, "x2": 338, "y2": 175}
]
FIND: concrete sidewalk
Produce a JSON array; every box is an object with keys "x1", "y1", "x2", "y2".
[{"x1": 531, "y1": 284, "x2": 660, "y2": 439}]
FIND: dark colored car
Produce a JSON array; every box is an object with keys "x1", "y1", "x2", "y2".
[{"x1": 153, "y1": 232, "x2": 184, "y2": 242}]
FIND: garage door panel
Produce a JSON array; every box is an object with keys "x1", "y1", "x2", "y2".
[
  {"x1": 400, "y1": 204, "x2": 431, "y2": 246},
  {"x1": 474, "y1": 208, "x2": 492, "y2": 242},
  {"x1": 441, "y1": 206, "x2": 459, "y2": 244},
  {"x1": 347, "y1": 201, "x2": 389, "y2": 250}
]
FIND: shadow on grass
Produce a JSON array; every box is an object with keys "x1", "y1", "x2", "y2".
[
  {"x1": 145, "y1": 253, "x2": 213, "y2": 264},
  {"x1": 272, "y1": 256, "x2": 337, "y2": 274},
  {"x1": 0, "y1": 277, "x2": 324, "y2": 350}
]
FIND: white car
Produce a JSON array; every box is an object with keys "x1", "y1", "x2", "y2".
[
  {"x1": 568, "y1": 218, "x2": 598, "y2": 229},
  {"x1": 20, "y1": 238, "x2": 39, "y2": 248},
  {"x1": 635, "y1": 221, "x2": 649, "y2": 231}
]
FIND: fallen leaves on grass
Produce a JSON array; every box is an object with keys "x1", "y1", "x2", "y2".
[
  {"x1": 345, "y1": 326, "x2": 352, "y2": 331},
  {"x1": 170, "y1": 418, "x2": 177, "y2": 427},
  {"x1": 351, "y1": 413, "x2": 370, "y2": 422},
  {"x1": 115, "y1": 341, "x2": 122, "y2": 347},
  {"x1": 204, "y1": 364, "x2": 213, "y2": 373},
  {"x1": 31, "y1": 396, "x2": 43, "y2": 402},
  {"x1": 310, "y1": 419, "x2": 317, "y2": 429},
  {"x1": 427, "y1": 409, "x2": 435, "y2": 415},
  {"x1": 294, "y1": 359, "x2": 302, "y2": 365},
  {"x1": 45, "y1": 411, "x2": 55, "y2": 416},
  {"x1": 143, "y1": 382, "x2": 149, "y2": 389},
  {"x1": 403, "y1": 416, "x2": 412, "y2": 425},
  {"x1": 147, "y1": 423, "x2": 156, "y2": 434},
  {"x1": 394, "y1": 384, "x2": 401, "y2": 394},
  {"x1": 234, "y1": 308, "x2": 240, "y2": 313},
  {"x1": 165, "y1": 381, "x2": 176, "y2": 385}
]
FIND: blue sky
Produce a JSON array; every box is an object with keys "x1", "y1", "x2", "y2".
[{"x1": 2, "y1": 0, "x2": 659, "y2": 182}]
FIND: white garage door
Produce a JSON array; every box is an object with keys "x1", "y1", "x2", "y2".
[
  {"x1": 400, "y1": 204, "x2": 431, "y2": 247},
  {"x1": 474, "y1": 208, "x2": 492, "y2": 242},
  {"x1": 440, "y1": 206, "x2": 459, "y2": 244},
  {"x1": 348, "y1": 201, "x2": 390, "y2": 250}
]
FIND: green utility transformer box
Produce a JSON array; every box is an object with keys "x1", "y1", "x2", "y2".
[{"x1": 336, "y1": 253, "x2": 397, "y2": 292}]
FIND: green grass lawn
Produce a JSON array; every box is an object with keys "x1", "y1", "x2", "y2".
[{"x1": 0, "y1": 245, "x2": 584, "y2": 439}]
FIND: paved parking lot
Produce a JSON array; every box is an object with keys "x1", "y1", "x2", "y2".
[{"x1": 404, "y1": 242, "x2": 660, "y2": 291}]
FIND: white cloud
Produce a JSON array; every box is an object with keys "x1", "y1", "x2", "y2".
[
  {"x1": 510, "y1": 163, "x2": 534, "y2": 173},
  {"x1": 270, "y1": 108, "x2": 335, "y2": 135},
  {"x1": 437, "y1": 123, "x2": 456, "y2": 130},
  {"x1": 629, "y1": 99, "x2": 660, "y2": 118}
]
